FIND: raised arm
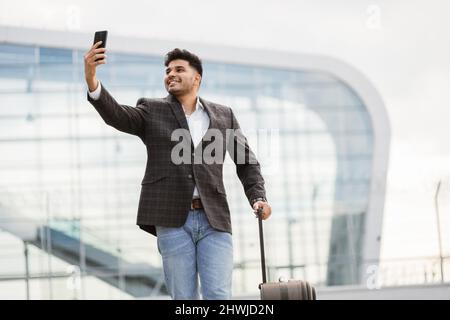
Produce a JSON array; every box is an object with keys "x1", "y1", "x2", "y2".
[{"x1": 84, "y1": 41, "x2": 148, "y2": 140}]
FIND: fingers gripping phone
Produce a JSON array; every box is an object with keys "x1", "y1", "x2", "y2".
[{"x1": 93, "y1": 30, "x2": 108, "y2": 62}]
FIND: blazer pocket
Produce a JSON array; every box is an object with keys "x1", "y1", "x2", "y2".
[{"x1": 141, "y1": 174, "x2": 168, "y2": 185}]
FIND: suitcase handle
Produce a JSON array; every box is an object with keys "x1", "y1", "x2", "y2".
[{"x1": 257, "y1": 207, "x2": 267, "y2": 286}]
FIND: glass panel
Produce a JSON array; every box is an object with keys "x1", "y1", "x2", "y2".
[{"x1": 0, "y1": 42, "x2": 374, "y2": 297}]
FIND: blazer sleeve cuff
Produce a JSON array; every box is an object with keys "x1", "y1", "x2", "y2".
[
  {"x1": 87, "y1": 80, "x2": 101, "y2": 100},
  {"x1": 250, "y1": 197, "x2": 267, "y2": 207}
]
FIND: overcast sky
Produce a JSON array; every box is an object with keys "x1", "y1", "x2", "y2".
[{"x1": 1, "y1": 0, "x2": 449, "y2": 261}]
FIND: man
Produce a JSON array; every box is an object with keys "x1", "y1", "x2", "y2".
[{"x1": 84, "y1": 41, "x2": 272, "y2": 300}]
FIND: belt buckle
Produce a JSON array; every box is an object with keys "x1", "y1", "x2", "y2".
[{"x1": 191, "y1": 198, "x2": 201, "y2": 210}]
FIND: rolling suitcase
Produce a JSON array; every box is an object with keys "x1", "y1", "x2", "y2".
[{"x1": 257, "y1": 208, "x2": 317, "y2": 300}]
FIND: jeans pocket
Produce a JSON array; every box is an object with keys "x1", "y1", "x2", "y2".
[{"x1": 156, "y1": 226, "x2": 188, "y2": 257}]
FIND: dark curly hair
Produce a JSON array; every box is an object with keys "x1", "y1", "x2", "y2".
[{"x1": 164, "y1": 48, "x2": 203, "y2": 77}]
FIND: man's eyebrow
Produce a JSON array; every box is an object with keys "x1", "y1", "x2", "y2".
[{"x1": 166, "y1": 65, "x2": 186, "y2": 71}]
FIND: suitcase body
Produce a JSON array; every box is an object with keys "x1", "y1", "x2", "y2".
[
  {"x1": 256, "y1": 208, "x2": 317, "y2": 300},
  {"x1": 260, "y1": 280, "x2": 316, "y2": 300}
]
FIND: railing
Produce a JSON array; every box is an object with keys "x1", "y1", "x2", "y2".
[
  {"x1": 233, "y1": 256, "x2": 450, "y2": 289},
  {"x1": 46, "y1": 217, "x2": 122, "y2": 258},
  {"x1": 0, "y1": 189, "x2": 166, "y2": 299}
]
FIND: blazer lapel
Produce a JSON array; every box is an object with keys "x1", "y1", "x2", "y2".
[
  {"x1": 199, "y1": 97, "x2": 217, "y2": 131},
  {"x1": 166, "y1": 94, "x2": 190, "y2": 131},
  {"x1": 166, "y1": 94, "x2": 194, "y2": 150},
  {"x1": 198, "y1": 97, "x2": 220, "y2": 153}
]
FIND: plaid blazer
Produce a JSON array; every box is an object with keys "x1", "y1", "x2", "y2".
[{"x1": 87, "y1": 84, "x2": 266, "y2": 236}]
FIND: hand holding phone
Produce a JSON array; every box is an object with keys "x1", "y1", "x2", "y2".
[{"x1": 84, "y1": 30, "x2": 108, "y2": 91}]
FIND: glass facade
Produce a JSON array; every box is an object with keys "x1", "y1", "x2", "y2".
[{"x1": 0, "y1": 43, "x2": 373, "y2": 298}]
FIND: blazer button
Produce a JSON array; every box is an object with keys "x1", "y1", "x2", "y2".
[{"x1": 188, "y1": 174, "x2": 193, "y2": 179}]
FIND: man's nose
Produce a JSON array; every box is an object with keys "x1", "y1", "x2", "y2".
[{"x1": 167, "y1": 69, "x2": 177, "y2": 78}]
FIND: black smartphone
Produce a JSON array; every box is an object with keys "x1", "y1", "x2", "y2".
[{"x1": 93, "y1": 30, "x2": 108, "y2": 61}]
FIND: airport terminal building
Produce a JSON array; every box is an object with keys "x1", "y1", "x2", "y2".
[{"x1": 0, "y1": 26, "x2": 390, "y2": 299}]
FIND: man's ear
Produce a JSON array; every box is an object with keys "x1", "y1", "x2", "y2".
[{"x1": 196, "y1": 74, "x2": 202, "y2": 85}]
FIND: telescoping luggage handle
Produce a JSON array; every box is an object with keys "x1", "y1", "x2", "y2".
[
  {"x1": 257, "y1": 208, "x2": 318, "y2": 300},
  {"x1": 257, "y1": 207, "x2": 267, "y2": 287}
]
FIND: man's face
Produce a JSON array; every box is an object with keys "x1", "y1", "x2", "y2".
[{"x1": 164, "y1": 59, "x2": 201, "y2": 96}]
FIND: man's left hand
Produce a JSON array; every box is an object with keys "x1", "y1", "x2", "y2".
[{"x1": 253, "y1": 201, "x2": 272, "y2": 220}]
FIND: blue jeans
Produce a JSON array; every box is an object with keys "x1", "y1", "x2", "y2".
[{"x1": 155, "y1": 209, "x2": 233, "y2": 300}]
